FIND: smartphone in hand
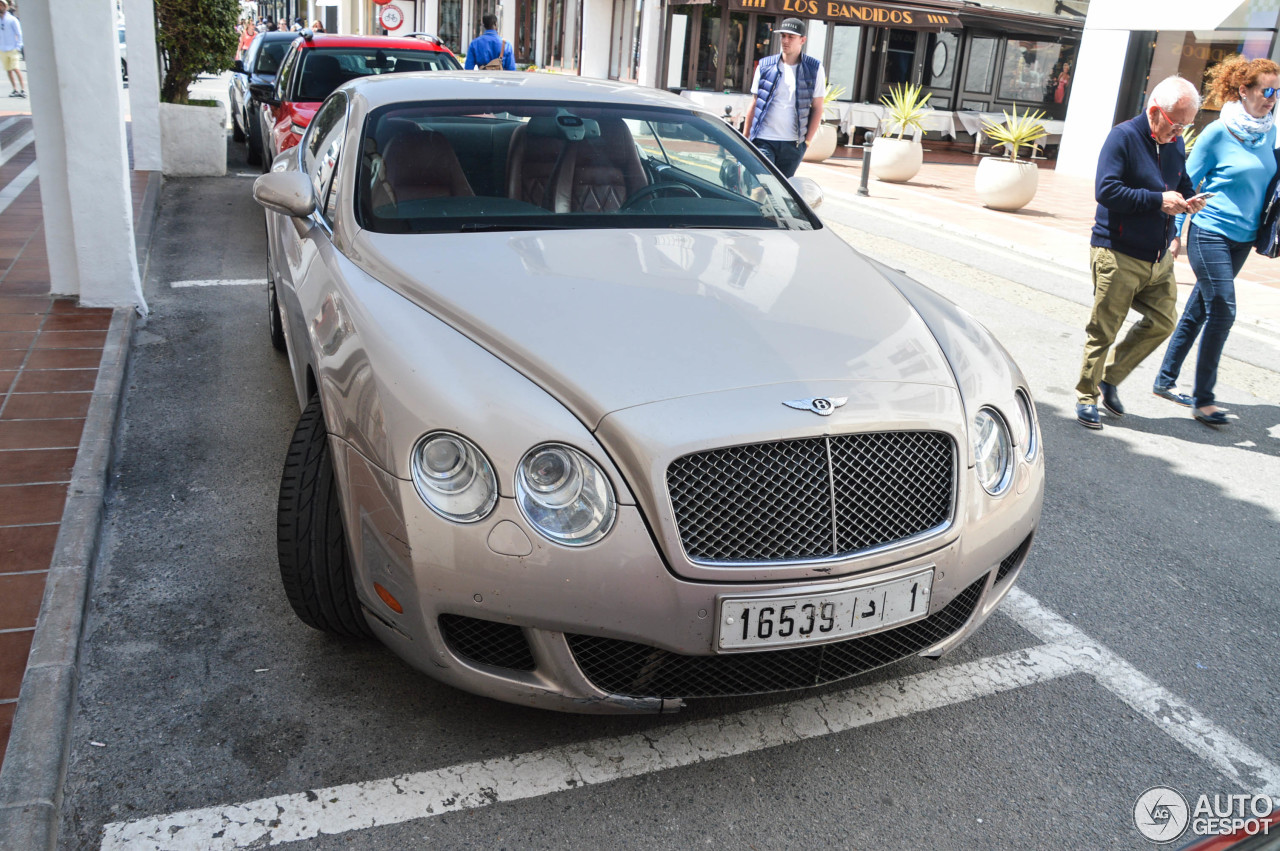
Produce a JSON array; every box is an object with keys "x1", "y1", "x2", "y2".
[{"x1": 1188, "y1": 192, "x2": 1215, "y2": 203}]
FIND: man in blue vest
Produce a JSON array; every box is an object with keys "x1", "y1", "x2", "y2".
[{"x1": 742, "y1": 17, "x2": 825, "y2": 178}]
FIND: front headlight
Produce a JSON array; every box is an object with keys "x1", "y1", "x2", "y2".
[
  {"x1": 516, "y1": 444, "x2": 616, "y2": 546},
  {"x1": 972, "y1": 408, "x2": 1013, "y2": 496},
  {"x1": 411, "y1": 432, "x2": 497, "y2": 523}
]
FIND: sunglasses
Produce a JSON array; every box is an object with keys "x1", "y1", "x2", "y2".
[
  {"x1": 1258, "y1": 86, "x2": 1278, "y2": 98},
  {"x1": 1154, "y1": 104, "x2": 1189, "y2": 133}
]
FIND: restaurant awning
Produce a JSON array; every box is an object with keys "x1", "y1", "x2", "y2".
[{"x1": 726, "y1": 0, "x2": 962, "y2": 31}]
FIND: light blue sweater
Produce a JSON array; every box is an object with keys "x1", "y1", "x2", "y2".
[{"x1": 1175, "y1": 120, "x2": 1278, "y2": 243}]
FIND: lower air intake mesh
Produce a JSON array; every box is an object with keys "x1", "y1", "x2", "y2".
[
  {"x1": 566, "y1": 575, "x2": 986, "y2": 699},
  {"x1": 439, "y1": 614, "x2": 536, "y2": 672}
]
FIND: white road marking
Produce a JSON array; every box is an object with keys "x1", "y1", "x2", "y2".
[
  {"x1": 101, "y1": 643, "x2": 1086, "y2": 850},
  {"x1": 99, "y1": 590, "x2": 1280, "y2": 849},
  {"x1": 0, "y1": 161, "x2": 37, "y2": 218},
  {"x1": 1001, "y1": 588, "x2": 1280, "y2": 797},
  {"x1": 170, "y1": 279, "x2": 263, "y2": 288},
  {"x1": 0, "y1": 128, "x2": 34, "y2": 170}
]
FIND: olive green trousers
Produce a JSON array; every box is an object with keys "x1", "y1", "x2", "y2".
[{"x1": 1076, "y1": 246, "x2": 1178, "y2": 405}]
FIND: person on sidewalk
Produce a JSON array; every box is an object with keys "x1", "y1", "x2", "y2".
[
  {"x1": 0, "y1": 0, "x2": 23, "y2": 99},
  {"x1": 236, "y1": 19, "x2": 257, "y2": 61},
  {"x1": 1153, "y1": 57, "x2": 1279, "y2": 428},
  {"x1": 464, "y1": 14, "x2": 515, "y2": 71},
  {"x1": 742, "y1": 18, "x2": 824, "y2": 179},
  {"x1": 1075, "y1": 75, "x2": 1208, "y2": 430}
]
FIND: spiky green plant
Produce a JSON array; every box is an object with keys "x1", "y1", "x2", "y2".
[
  {"x1": 1181, "y1": 125, "x2": 1199, "y2": 153},
  {"x1": 879, "y1": 83, "x2": 931, "y2": 140},
  {"x1": 823, "y1": 83, "x2": 847, "y2": 119},
  {"x1": 981, "y1": 104, "x2": 1049, "y2": 162}
]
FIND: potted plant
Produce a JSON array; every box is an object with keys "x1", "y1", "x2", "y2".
[
  {"x1": 871, "y1": 82, "x2": 931, "y2": 183},
  {"x1": 974, "y1": 105, "x2": 1049, "y2": 211},
  {"x1": 803, "y1": 83, "x2": 847, "y2": 163},
  {"x1": 155, "y1": 0, "x2": 239, "y2": 176}
]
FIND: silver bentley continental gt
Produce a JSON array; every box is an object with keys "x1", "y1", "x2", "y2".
[{"x1": 253, "y1": 72, "x2": 1044, "y2": 714}]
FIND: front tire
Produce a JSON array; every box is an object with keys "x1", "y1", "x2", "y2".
[
  {"x1": 267, "y1": 274, "x2": 286, "y2": 352},
  {"x1": 232, "y1": 111, "x2": 246, "y2": 142},
  {"x1": 277, "y1": 396, "x2": 373, "y2": 638}
]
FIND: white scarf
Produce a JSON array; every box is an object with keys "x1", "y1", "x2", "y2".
[{"x1": 1221, "y1": 98, "x2": 1274, "y2": 148}]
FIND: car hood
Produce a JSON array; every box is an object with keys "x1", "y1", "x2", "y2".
[{"x1": 352, "y1": 227, "x2": 957, "y2": 427}]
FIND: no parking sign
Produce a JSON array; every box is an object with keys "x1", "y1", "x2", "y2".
[{"x1": 379, "y1": 4, "x2": 404, "y2": 30}]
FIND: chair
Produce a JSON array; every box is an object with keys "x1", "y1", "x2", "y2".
[
  {"x1": 549, "y1": 117, "x2": 648, "y2": 213},
  {"x1": 299, "y1": 53, "x2": 347, "y2": 102},
  {"x1": 505, "y1": 116, "x2": 568, "y2": 209},
  {"x1": 370, "y1": 127, "x2": 473, "y2": 209}
]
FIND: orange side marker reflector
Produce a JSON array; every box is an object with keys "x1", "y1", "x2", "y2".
[{"x1": 374, "y1": 582, "x2": 404, "y2": 614}]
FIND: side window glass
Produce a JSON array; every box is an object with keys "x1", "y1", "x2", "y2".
[
  {"x1": 626, "y1": 119, "x2": 668, "y2": 165},
  {"x1": 304, "y1": 94, "x2": 347, "y2": 225},
  {"x1": 275, "y1": 46, "x2": 299, "y2": 101},
  {"x1": 648, "y1": 121, "x2": 751, "y2": 197}
]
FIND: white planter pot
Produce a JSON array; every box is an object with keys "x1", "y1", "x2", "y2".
[
  {"x1": 869, "y1": 137, "x2": 922, "y2": 183},
  {"x1": 975, "y1": 157, "x2": 1040, "y2": 211},
  {"x1": 159, "y1": 102, "x2": 227, "y2": 177},
  {"x1": 802, "y1": 123, "x2": 838, "y2": 163}
]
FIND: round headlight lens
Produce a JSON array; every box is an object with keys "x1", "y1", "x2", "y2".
[
  {"x1": 516, "y1": 444, "x2": 616, "y2": 546},
  {"x1": 411, "y1": 432, "x2": 497, "y2": 522},
  {"x1": 972, "y1": 408, "x2": 1013, "y2": 495},
  {"x1": 1015, "y1": 389, "x2": 1038, "y2": 461}
]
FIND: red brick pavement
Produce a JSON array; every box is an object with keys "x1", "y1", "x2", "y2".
[{"x1": 0, "y1": 113, "x2": 153, "y2": 770}]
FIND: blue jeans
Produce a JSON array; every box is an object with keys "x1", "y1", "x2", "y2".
[
  {"x1": 1155, "y1": 224, "x2": 1250, "y2": 408},
  {"x1": 754, "y1": 138, "x2": 807, "y2": 178}
]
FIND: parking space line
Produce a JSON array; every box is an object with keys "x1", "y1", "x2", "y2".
[
  {"x1": 1002, "y1": 589, "x2": 1280, "y2": 798},
  {"x1": 100, "y1": 642, "x2": 1086, "y2": 850},
  {"x1": 169, "y1": 279, "x2": 263, "y2": 288}
]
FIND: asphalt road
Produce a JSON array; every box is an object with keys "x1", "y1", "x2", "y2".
[{"x1": 53, "y1": 126, "x2": 1280, "y2": 850}]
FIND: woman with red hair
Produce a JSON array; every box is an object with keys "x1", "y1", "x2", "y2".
[{"x1": 1154, "y1": 56, "x2": 1280, "y2": 426}]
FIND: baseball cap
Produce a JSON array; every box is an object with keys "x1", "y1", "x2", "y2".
[{"x1": 777, "y1": 18, "x2": 806, "y2": 36}]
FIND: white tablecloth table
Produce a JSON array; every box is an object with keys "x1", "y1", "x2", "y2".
[
  {"x1": 832, "y1": 103, "x2": 956, "y2": 140},
  {"x1": 956, "y1": 111, "x2": 1066, "y2": 157}
]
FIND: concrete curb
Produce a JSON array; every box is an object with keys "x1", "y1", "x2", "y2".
[
  {"x1": 0, "y1": 307, "x2": 136, "y2": 851},
  {"x1": 0, "y1": 170, "x2": 159, "y2": 851}
]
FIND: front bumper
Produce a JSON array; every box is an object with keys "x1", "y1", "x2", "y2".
[{"x1": 334, "y1": 436, "x2": 1043, "y2": 714}]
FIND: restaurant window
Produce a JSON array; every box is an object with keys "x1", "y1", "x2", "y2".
[
  {"x1": 468, "y1": 0, "x2": 499, "y2": 43},
  {"x1": 515, "y1": 0, "x2": 535, "y2": 62},
  {"x1": 826, "y1": 25, "x2": 862, "y2": 101},
  {"x1": 722, "y1": 12, "x2": 749, "y2": 91},
  {"x1": 884, "y1": 29, "x2": 917, "y2": 84},
  {"x1": 543, "y1": 0, "x2": 582, "y2": 70},
  {"x1": 963, "y1": 35, "x2": 997, "y2": 94},
  {"x1": 609, "y1": 0, "x2": 645, "y2": 80},
  {"x1": 997, "y1": 39, "x2": 1065, "y2": 104},
  {"x1": 440, "y1": 0, "x2": 463, "y2": 54},
  {"x1": 1142, "y1": 30, "x2": 1272, "y2": 131},
  {"x1": 695, "y1": 4, "x2": 722, "y2": 89}
]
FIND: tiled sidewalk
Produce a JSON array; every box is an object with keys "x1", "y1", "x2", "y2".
[{"x1": 0, "y1": 113, "x2": 155, "y2": 771}]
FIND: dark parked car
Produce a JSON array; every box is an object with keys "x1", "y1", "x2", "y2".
[{"x1": 230, "y1": 31, "x2": 298, "y2": 166}]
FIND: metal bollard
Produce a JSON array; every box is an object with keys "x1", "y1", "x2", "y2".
[{"x1": 858, "y1": 130, "x2": 874, "y2": 197}]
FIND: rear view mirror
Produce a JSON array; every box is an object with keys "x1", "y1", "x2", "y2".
[
  {"x1": 249, "y1": 82, "x2": 278, "y2": 105},
  {"x1": 790, "y1": 176, "x2": 823, "y2": 210},
  {"x1": 253, "y1": 171, "x2": 316, "y2": 219},
  {"x1": 232, "y1": 59, "x2": 246, "y2": 74}
]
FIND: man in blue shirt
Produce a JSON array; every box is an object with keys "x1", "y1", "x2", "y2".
[
  {"x1": 1075, "y1": 76, "x2": 1208, "y2": 430},
  {"x1": 464, "y1": 14, "x2": 515, "y2": 71},
  {"x1": 0, "y1": 0, "x2": 23, "y2": 98}
]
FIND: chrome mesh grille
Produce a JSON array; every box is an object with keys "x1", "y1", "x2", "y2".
[
  {"x1": 667, "y1": 432, "x2": 954, "y2": 562},
  {"x1": 567, "y1": 575, "x2": 985, "y2": 699},
  {"x1": 439, "y1": 615, "x2": 536, "y2": 672},
  {"x1": 995, "y1": 533, "x2": 1033, "y2": 584}
]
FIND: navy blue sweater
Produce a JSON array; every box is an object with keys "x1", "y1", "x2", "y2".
[{"x1": 1091, "y1": 112, "x2": 1194, "y2": 262}]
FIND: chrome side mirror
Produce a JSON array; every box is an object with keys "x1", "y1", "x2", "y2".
[
  {"x1": 253, "y1": 171, "x2": 316, "y2": 218},
  {"x1": 790, "y1": 176, "x2": 823, "y2": 210}
]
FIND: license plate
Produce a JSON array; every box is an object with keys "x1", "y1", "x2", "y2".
[{"x1": 717, "y1": 569, "x2": 934, "y2": 650}]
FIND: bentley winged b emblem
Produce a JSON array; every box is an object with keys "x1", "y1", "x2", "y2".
[{"x1": 783, "y1": 396, "x2": 848, "y2": 416}]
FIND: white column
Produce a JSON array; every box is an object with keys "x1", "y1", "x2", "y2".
[
  {"x1": 121, "y1": 0, "x2": 162, "y2": 171},
  {"x1": 1055, "y1": 25, "x2": 1129, "y2": 179},
  {"x1": 579, "y1": 0, "x2": 611, "y2": 78},
  {"x1": 636, "y1": 0, "x2": 662, "y2": 87},
  {"x1": 420, "y1": 0, "x2": 440, "y2": 35},
  {"x1": 23, "y1": 0, "x2": 146, "y2": 309}
]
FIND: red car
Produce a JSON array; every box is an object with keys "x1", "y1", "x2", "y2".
[{"x1": 249, "y1": 32, "x2": 459, "y2": 171}]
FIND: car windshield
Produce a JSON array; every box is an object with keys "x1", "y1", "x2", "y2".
[
  {"x1": 255, "y1": 40, "x2": 292, "y2": 75},
  {"x1": 355, "y1": 101, "x2": 818, "y2": 234},
  {"x1": 296, "y1": 48, "x2": 460, "y2": 101}
]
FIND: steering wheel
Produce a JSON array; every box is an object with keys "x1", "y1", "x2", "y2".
[{"x1": 620, "y1": 182, "x2": 702, "y2": 210}]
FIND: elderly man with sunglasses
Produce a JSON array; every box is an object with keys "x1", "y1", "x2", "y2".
[{"x1": 1075, "y1": 75, "x2": 1210, "y2": 430}]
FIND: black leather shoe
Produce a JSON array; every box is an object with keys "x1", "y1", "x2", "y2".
[
  {"x1": 1076, "y1": 403, "x2": 1102, "y2": 429},
  {"x1": 1193, "y1": 408, "x2": 1229, "y2": 426},
  {"x1": 1099, "y1": 381, "x2": 1124, "y2": 416},
  {"x1": 1153, "y1": 385, "x2": 1192, "y2": 407}
]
